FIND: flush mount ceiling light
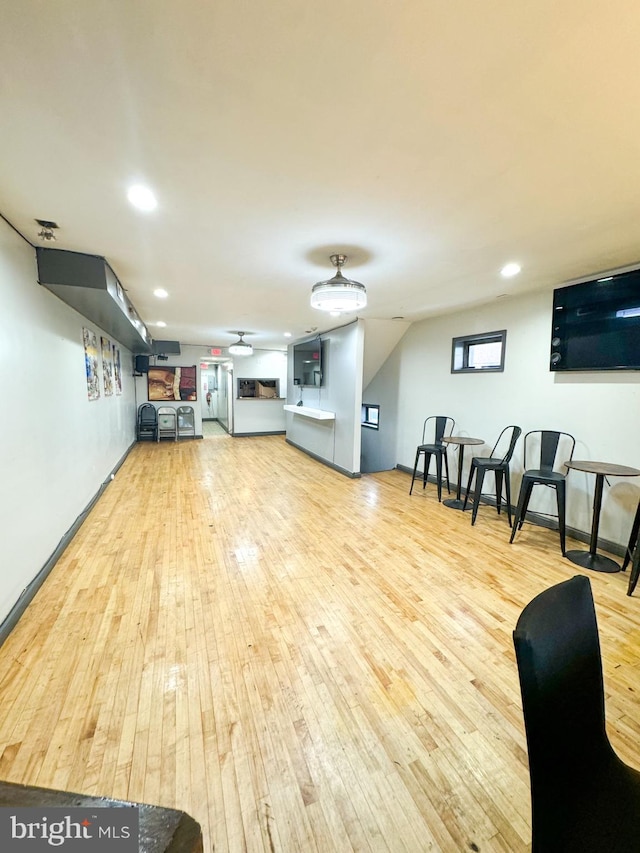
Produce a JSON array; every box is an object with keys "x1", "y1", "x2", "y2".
[
  {"x1": 228, "y1": 331, "x2": 253, "y2": 356},
  {"x1": 311, "y1": 254, "x2": 367, "y2": 312},
  {"x1": 127, "y1": 184, "x2": 157, "y2": 211},
  {"x1": 501, "y1": 262, "x2": 521, "y2": 278}
]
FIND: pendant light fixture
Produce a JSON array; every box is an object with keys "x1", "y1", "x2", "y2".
[
  {"x1": 310, "y1": 254, "x2": 367, "y2": 312},
  {"x1": 228, "y1": 331, "x2": 253, "y2": 356}
]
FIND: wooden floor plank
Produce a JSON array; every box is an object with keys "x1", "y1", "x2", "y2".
[{"x1": 0, "y1": 434, "x2": 639, "y2": 851}]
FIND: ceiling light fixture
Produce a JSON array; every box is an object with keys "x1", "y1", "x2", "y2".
[
  {"x1": 228, "y1": 331, "x2": 253, "y2": 356},
  {"x1": 311, "y1": 254, "x2": 367, "y2": 312},
  {"x1": 127, "y1": 184, "x2": 157, "y2": 211},
  {"x1": 501, "y1": 262, "x2": 521, "y2": 278},
  {"x1": 153, "y1": 288, "x2": 168, "y2": 299}
]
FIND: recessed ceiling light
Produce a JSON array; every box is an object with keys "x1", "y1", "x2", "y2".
[
  {"x1": 284, "y1": 332, "x2": 292, "y2": 338},
  {"x1": 153, "y1": 288, "x2": 168, "y2": 299},
  {"x1": 156, "y1": 321, "x2": 167, "y2": 327},
  {"x1": 330, "y1": 311, "x2": 341, "y2": 318},
  {"x1": 501, "y1": 262, "x2": 521, "y2": 278},
  {"x1": 127, "y1": 184, "x2": 157, "y2": 211}
]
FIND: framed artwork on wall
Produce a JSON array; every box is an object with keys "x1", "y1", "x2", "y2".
[
  {"x1": 147, "y1": 366, "x2": 197, "y2": 401},
  {"x1": 113, "y1": 345, "x2": 122, "y2": 395},
  {"x1": 101, "y1": 336, "x2": 114, "y2": 396},
  {"x1": 83, "y1": 327, "x2": 100, "y2": 401}
]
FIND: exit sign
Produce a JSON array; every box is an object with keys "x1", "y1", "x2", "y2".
[{"x1": 210, "y1": 347, "x2": 222, "y2": 356}]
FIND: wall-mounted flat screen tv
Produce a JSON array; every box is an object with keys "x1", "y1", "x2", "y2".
[
  {"x1": 550, "y1": 269, "x2": 640, "y2": 371},
  {"x1": 293, "y1": 339, "x2": 325, "y2": 386}
]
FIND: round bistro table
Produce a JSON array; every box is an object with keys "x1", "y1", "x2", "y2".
[
  {"x1": 565, "y1": 460, "x2": 640, "y2": 573},
  {"x1": 442, "y1": 436, "x2": 485, "y2": 510}
]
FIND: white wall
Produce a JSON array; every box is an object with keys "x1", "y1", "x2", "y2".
[
  {"x1": 286, "y1": 320, "x2": 364, "y2": 475},
  {"x1": 232, "y1": 349, "x2": 287, "y2": 435},
  {"x1": 365, "y1": 288, "x2": 640, "y2": 548},
  {"x1": 0, "y1": 218, "x2": 136, "y2": 624}
]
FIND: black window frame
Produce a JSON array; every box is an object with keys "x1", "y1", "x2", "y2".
[
  {"x1": 451, "y1": 329, "x2": 507, "y2": 374},
  {"x1": 361, "y1": 403, "x2": 380, "y2": 430}
]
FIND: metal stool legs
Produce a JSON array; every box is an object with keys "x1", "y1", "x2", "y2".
[
  {"x1": 409, "y1": 448, "x2": 450, "y2": 501},
  {"x1": 624, "y1": 501, "x2": 640, "y2": 596},
  {"x1": 510, "y1": 476, "x2": 567, "y2": 556}
]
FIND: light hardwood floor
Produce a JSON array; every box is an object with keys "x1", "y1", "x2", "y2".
[{"x1": 0, "y1": 434, "x2": 639, "y2": 852}]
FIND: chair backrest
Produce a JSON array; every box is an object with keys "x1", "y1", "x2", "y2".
[
  {"x1": 490, "y1": 425, "x2": 521, "y2": 464},
  {"x1": 513, "y1": 576, "x2": 613, "y2": 828},
  {"x1": 422, "y1": 416, "x2": 454, "y2": 445},
  {"x1": 177, "y1": 405, "x2": 195, "y2": 435},
  {"x1": 177, "y1": 405, "x2": 194, "y2": 423},
  {"x1": 522, "y1": 430, "x2": 575, "y2": 474},
  {"x1": 138, "y1": 403, "x2": 157, "y2": 425}
]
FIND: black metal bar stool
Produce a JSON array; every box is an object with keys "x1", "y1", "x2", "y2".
[
  {"x1": 409, "y1": 416, "x2": 454, "y2": 501},
  {"x1": 623, "y1": 499, "x2": 640, "y2": 595},
  {"x1": 509, "y1": 430, "x2": 575, "y2": 555}
]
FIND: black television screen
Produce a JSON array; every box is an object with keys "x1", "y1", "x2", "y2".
[
  {"x1": 550, "y1": 270, "x2": 640, "y2": 371},
  {"x1": 293, "y1": 339, "x2": 324, "y2": 386}
]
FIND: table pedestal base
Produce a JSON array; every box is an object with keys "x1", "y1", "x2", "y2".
[
  {"x1": 565, "y1": 550, "x2": 620, "y2": 573},
  {"x1": 443, "y1": 498, "x2": 466, "y2": 510}
]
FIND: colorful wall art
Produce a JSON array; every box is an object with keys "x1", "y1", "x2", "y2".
[
  {"x1": 83, "y1": 327, "x2": 100, "y2": 401},
  {"x1": 101, "y1": 336, "x2": 114, "y2": 396},
  {"x1": 147, "y1": 366, "x2": 197, "y2": 401}
]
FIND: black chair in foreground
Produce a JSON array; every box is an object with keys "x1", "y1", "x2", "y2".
[
  {"x1": 137, "y1": 403, "x2": 157, "y2": 441},
  {"x1": 462, "y1": 425, "x2": 521, "y2": 525},
  {"x1": 509, "y1": 429, "x2": 575, "y2": 555},
  {"x1": 409, "y1": 416, "x2": 455, "y2": 501},
  {"x1": 513, "y1": 575, "x2": 640, "y2": 851}
]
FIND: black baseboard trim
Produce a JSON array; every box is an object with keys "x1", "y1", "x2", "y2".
[
  {"x1": 397, "y1": 464, "x2": 625, "y2": 558},
  {"x1": 287, "y1": 438, "x2": 361, "y2": 478},
  {"x1": 233, "y1": 430, "x2": 286, "y2": 437},
  {"x1": 0, "y1": 442, "x2": 137, "y2": 648}
]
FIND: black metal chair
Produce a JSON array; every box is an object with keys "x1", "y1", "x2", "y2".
[
  {"x1": 623, "y1": 499, "x2": 640, "y2": 596},
  {"x1": 136, "y1": 403, "x2": 157, "y2": 441},
  {"x1": 409, "y1": 416, "x2": 454, "y2": 501},
  {"x1": 462, "y1": 425, "x2": 521, "y2": 525},
  {"x1": 509, "y1": 430, "x2": 575, "y2": 555},
  {"x1": 513, "y1": 575, "x2": 640, "y2": 852}
]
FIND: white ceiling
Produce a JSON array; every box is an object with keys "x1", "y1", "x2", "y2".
[{"x1": 3, "y1": 1, "x2": 640, "y2": 352}]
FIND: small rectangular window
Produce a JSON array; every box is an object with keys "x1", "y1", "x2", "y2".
[
  {"x1": 451, "y1": 330, "x2": 507, "y2": 373},
  {"x1": 361, "y1": 403, "x2": 380, "y2": 429}
]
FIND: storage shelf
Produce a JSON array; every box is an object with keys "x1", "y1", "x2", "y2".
[{"x1": 283, "y1": 405, "x2": 335, "y2": 421}]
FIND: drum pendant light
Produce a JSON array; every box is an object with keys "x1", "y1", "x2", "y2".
[
  {"x1": 228, "y1": 332, "x2": 253, "y2": 356},
  {"x1": 310, "y1": 254, "x2": 367, "y2": 312}
]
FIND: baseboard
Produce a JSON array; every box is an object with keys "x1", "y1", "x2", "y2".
[
  {"x1": 233, "y1": 430, "x2": 286, "y2": 437},
  {"x1": 287, "y1": 438, "x2": 361, "y2": 478}
]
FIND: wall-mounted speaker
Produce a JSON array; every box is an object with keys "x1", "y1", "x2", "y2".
[{"x1": 135, "y1": 355, "x2": 150, "y2": 374}]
